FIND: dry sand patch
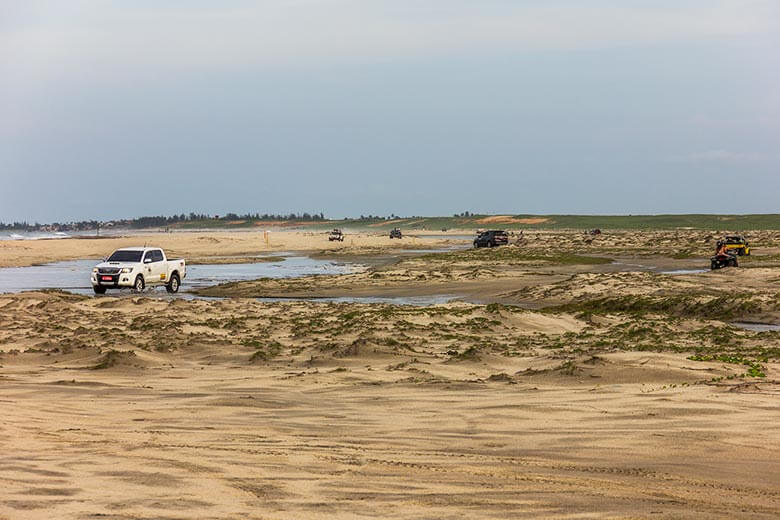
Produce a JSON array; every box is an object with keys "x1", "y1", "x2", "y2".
[
  {"x1": 0, "y1": 230, "x2": 449, "y2": 268},
  {"x1": 1, "y1": 338, "x2": 778, "y2": 519}
]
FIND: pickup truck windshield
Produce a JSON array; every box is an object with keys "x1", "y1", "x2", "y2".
[{"x1": 107, "y1": 250, "x2": 143, "y2": 262}]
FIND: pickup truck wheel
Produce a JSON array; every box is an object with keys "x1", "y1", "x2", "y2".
[
  {"x1": 166, "y1": 274, "x2": 180, "y2": 293},
  {"x1": 133, "y1": 275, "x2": 145, "y2": 293},
  {"x1": 93, "y1": 286, "x2": 106, "y2": 294}
]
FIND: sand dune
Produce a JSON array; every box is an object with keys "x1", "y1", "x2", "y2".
[{"x1": 1, "y1": 290, "x2": 778, "y2": 518}]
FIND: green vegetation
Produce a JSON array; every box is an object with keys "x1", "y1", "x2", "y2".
[
  {"x1": 299, "y1": 213, "x2": 780, "y2": 231},
  {"x1": 3, "y1": 288, "x2": 776, "y2": 390},
  {"x1": 256, "y1": 213, "x2": 780, "y2": 231},
  {"x1": 307, "y1": 213, "x2": 779, "y2": 231},
  {"x1": 549, "y1": 294, "x2": 768, "y2": 321},
  {"x1": 248, "y1": 341, "x2": 283, "y2": 362},
  {"x1": 688, "y1": 354, "x2": 766, "y2": 378},
  {"x1": 451, "y1": 346, "x2": 482, "y2": 361}
]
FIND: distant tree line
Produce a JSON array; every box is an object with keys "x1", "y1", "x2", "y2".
[
  {"x1": 0, "y1": 221, "x2": 39, "y2": 231},
  {"x1": 0, "y1": 219, "x2": 118, "y2": 231},
  {"x1": 344, "y1": 214, "x2": 395, "y2": 221},
  {"x1": 128, "y1": 212, "x2": 327, "y2": 228},
  {"x1": 0, "y1": 212, "x2": 328, "y2": 231}
]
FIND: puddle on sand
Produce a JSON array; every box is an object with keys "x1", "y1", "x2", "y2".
[
  {"x1": 400, "y1": 246, "x2": 469, "y2": 254},
  {"x1": 612, "y1": 262, "x2": 648, "y2": 269},
  {"x1": 732, "y1": 322, "x2": 780, "y2": 332},
  {"x1": 185, "y1": 257, "x2": 361, "y2": 291},
  {"x1": 412, "y1": 234, "x2": 475, "y2": 241},
  {"x1": 0, "y1": 257, "x2": 363, "y2": 296},
  {"x1": 0, "y1": 260, "x2": 96, "y2": 294},
  {"x1": 657, "y1": 269, "x2": 709, "y2": 275}
]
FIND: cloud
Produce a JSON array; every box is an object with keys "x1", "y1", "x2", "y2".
[{"x1": 1, "y1": 0, "x2": 776, "y2": 77}]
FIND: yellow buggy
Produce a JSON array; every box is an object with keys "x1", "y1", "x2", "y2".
[{"x1": 722, "y1": 235, "x2": 750, "y2": 256}]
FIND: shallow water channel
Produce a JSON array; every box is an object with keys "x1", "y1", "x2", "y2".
[
  {"x1": 656, "y1": 268, "x2": 709, "y2": 275},
  {"x1": 0, "y1": 257, "x2": 358, "y2": 296},
  {"x1": 0, "y1": 257, "x2": 459, "y2": 306}
]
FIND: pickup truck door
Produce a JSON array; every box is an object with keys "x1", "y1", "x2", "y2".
[
  {"x1": 141, "y1": 250, "x2": 156, "y2": 284},
  {"x1": 150, "y1": 249, "x2": 167, "y2": 284}
]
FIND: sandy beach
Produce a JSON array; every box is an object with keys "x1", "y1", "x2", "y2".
[
  {"x1": 4, "y1": 0, "x2": 779, "y2": 516},
  {"x1": 1, "y1": 230, "x2": 779, "y2": 519},
  {"x1": 0, "y1": 230, "x2": 467, "y2": 268}
]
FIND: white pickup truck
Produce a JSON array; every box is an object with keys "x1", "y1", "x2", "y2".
[{"x1": 91, "y1": 247, "x2": 186, "y2": 294}]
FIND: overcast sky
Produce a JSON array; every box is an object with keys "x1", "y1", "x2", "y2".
[{"x1": 1, "y1": 1, "x2": 778, "y2": 222}]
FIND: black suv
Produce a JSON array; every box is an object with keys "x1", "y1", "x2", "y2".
[{"x1": 473, "y1": 230, "x2": 509, "y2": 248}]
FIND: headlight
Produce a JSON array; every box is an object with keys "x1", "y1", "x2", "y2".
[
  {"x1": 121, "y1": 267, "x2": 133, "y2": 273},
  {"x1": 92, "y1": 268, "x2": 98, "y2": 273}
]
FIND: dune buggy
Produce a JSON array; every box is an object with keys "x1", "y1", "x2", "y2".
[{"x1": 721, "y1": 235, "x2": 750, "y2": 256}]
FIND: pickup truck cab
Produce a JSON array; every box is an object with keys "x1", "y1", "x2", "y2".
[{"x1": 91, "y1": 247, "x2": 186, "y2": 294}]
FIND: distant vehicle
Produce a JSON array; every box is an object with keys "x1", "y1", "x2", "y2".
[
  {"x1": 711, "y1": 239, "x2": 739, "y2": 270},
  {"x1": 589, "y1": 228, "x2": 602, "y2": 235},
  {"x1": 91, "y1": 247, "x2": 186, "y2": 294},
  {"x1": 711, "y1": 253, "x2": 738, "y2": 270},
  {"x1": 389, "y1": 228, "x2": 402, "y2": 239},
  {"x1": 721, "y1": 235, "x2": 750, "y2": 256},
  {"x1": 328, "y1": 229, "x2": 345, "y2": 242},
  {"x1": 473, "y1": 230, "x2": 509, "y2": 248}
]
